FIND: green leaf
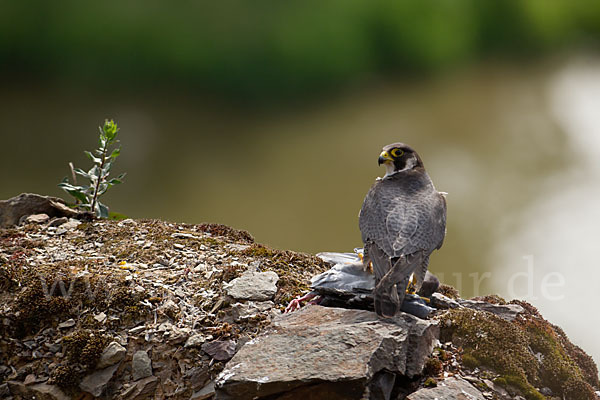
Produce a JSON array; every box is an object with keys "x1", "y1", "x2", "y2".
[
  {"x1": 58, "y1": 183, "x2": 89, "y2": 204},
  {"x1": 95, "y1": 201, "x2": 109, "y2": 218},
  {"x1": 102, "y1": 161, "x2": 113, "y2": 177},
  {"x1": 107, "y1": 177, "x2": 123, "y2": 185},
  {"x1": 71, "y1": 191, "x2": 89, "y2": 204},
  {"x1": 103, "y1": 119, "x2": 119, "y2": 141},
  {"x1": 74, "y1": 168, "x2": 91, "y2": 179},
  {"x1": 97, "y1": 183, "x2": 109, "y2": 196},
  {"x1": 89, "y1": 165, "x2": 100, "y2": 178},
  {"x1": 98, "y1": 134, "x2": 107, "y2": 149},
  {"x1": 109, "y1": 147, "x2": 121, "y2": 159},
  {"x1": 84, "y1": 151, "x2": 101, "y2": 164},
  {"x1": 58, "y1": 182, "x2": 85, "y2": 192}
]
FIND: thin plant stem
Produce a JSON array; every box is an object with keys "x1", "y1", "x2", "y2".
[{"x1": 90, "y1": 138, "x2": 109, "y2": 214}]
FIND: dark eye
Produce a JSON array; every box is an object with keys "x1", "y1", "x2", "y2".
[{"x1": 391, "y1": 148, "x2": 404, "y2": 158}]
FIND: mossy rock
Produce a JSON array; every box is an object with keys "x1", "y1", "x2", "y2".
[
  {"x1": 440, "y1": 306, "x2": 598, "y2": 400},
  {"x1": 62, "y1": 329, "x2": 108, "y2": 369}
]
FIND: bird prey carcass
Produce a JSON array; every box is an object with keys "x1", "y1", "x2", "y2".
[{"x1": 359, "y1": 143, "x2": 446, "y2": 318}]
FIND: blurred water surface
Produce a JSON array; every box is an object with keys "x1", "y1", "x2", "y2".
[{"x1": 1, "y1": 55, "x2": 599, "y2": 364}]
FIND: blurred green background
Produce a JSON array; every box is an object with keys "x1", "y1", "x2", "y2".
[
  {"x1": 2, "y1": 1, "x2": 600, "y2": 365},
  {"x1": 2, "y1": 0, "x2": 600, "y2": 101}
]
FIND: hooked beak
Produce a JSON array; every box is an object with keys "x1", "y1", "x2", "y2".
[{"x1": 378, "y1": 151, "x2": 393, "y2": 165}]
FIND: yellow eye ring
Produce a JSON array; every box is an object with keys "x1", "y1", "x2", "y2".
[{"x1": 391, "y1": 148, "x2": 404, "y2": 158}]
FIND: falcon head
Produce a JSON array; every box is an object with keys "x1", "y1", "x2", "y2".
[{"x1": 378, "y1": 143, "x2": 423, "y2": 177}]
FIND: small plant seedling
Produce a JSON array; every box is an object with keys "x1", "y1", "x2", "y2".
[{"x1": 58, "y1": 119, "x2": 126, "y2": 218}]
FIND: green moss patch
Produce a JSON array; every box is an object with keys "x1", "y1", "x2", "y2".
[
  {"x1": 51, "y1": 329, "x2": 108, "y2": 389},
  {"x1": 62, "y1": 329, "x2": 108, "y2": 369},
  {"x1": 197, "y1": 223, "x2": 254, "y2": 244},
  {"x1": 440, "y1": 307, "x2": 597, "y2": 400},
  {"x1": 437, "y1": 284, "x2": 459, "y2": 299}
]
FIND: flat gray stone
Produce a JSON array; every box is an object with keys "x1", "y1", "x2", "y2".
[
  {"x1": 8, "y1": 381, "x2": 70, "y2": 400},
  {"x1": 458, "y1": 300, "x2": 525, "y2": 322},
  {"x1": 191, "y1": 381, "x2": 215, "y2": 400},
  {"x1": 25, "y1": 213, "x2": 49, "y2": 224},
  {"x1": 79, "y1": 363, "x2": 120, "y2": 397},
  {"x1": 431, "y1": 293, "x2": 460, "y2": 309},
  {"x1": 230, "y1": 301, "x2": 275, "y2": 322},
  {"x1": 215, "y1": 305, "x2": 438, "y2": 400},
  {"x1": 202, "y1": 340, "x2": 237, "y2": 361},
  {"x1": 185, "y1": 333, "x2": 207, "y2": 348},
  {"x1": 406, "y1": 377, "x2": 485, "y2": 400},
  {"x1": 58, "y1": 219, "x2": 80, "y2": 231},
  {"x1": 57, "y1": 319, "x2": 75, "y2": 329},
  {"x1": 132, "y1": 350, "x2": 153, "y2": 381},
  {"x1": 225, "y1": 270, "x2": 279, "y2": 301},
  {"x1": 97, "y1": 341, "x2": 127, "y2": 369},
  {"x1": 48, "y1": 217, "x2": 68, "y2": 227},
  {"x1": 126, "y1": 376, "x2": 158, "y2": 400}
]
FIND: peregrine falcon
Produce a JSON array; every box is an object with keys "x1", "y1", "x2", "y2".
[{"x1": 359, "y1": 143, "x2": 446, "y2": 318}]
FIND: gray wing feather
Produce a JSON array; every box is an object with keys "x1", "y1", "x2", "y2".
[
  {"x1": 365, "y1": 241, "x2": 391, "y2": 281},
  {"x1": 359, "y1": 171, "x2": 446, "y2": 259}
]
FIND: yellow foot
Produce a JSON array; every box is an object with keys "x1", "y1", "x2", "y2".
[
  {"x1": 358, "y1": 253, "x2": 373, "y2": 273},
  {"x1": 405, "y1": 274, "x2": 418, "y2": 294}
]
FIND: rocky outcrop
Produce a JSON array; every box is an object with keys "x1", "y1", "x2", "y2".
[
  {"x1": 406, "y1": 377, "x2": 485, "y2": 400},
  {"x1": 215, "y1": 305, "x2": 438, "y2": 399},
  {"x1": 1, "y1": 194, "x2": 599, "y2": 400},
  {"x1": 0, "y1": 193, "x2": 84, "y2": 228}
]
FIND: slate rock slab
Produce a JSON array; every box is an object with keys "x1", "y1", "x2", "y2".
[
  {"x1": 7, "y1": 381, "x2": 70, "y2": 400},
  {"x1": 132, "y1": 350, "x2": 153, "y2": 381},
  {"x1": 225, "y1": 270, "x2": 279, "y2": 301},
  {"x1": 125, "y1": 376, "x2": 158, "y2": 400},
  {"x1": 215, "y1": 305, "x2": 439, "y2": 400},
  {"x1": 202, "y1": 339, "x2": 237, "y2": 361},
  {"x1": 97, "y1": 341, "x2": 127, "y2": 369},
  {"x1": 79, "y1": 363, "x2": 120, "y2": 397},
  {"x1": 406, "y1": 377, "x2": 485, "y2": 400},
  {"x1": 458, "y1": 299, "x2": 525, "y2": 322},
  {"x1": 0, "y1": 193, "x2": 82, "y2": 228}
]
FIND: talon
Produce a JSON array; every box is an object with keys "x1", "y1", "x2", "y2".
[
  {"x1": 359, "y1": 253, "x2": 373, "y2": 273},
  {"x1": 405, "y1": 273, "x2": 417, "y2": 295}
]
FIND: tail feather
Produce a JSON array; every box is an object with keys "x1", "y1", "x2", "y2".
[{"x1": 372, "y1": 253, "x2": 421, "y2": 318}]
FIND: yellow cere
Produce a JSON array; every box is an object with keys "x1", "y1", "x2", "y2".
[{"x1": 380, "y1": 151, "x2": 392, "y2": 161}]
